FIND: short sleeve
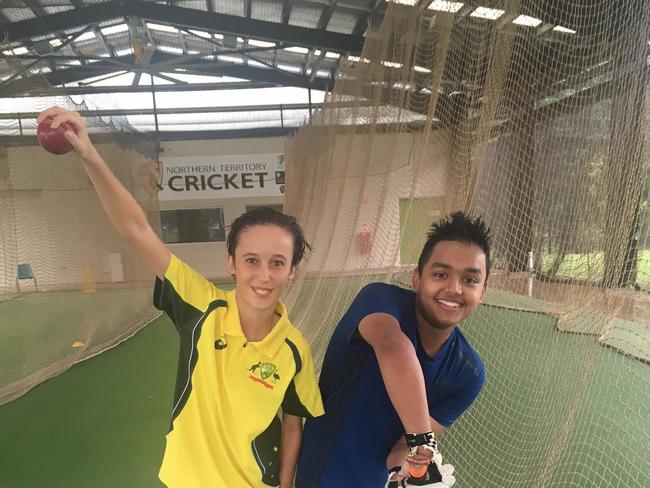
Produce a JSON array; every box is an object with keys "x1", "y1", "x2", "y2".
[
  {"x1": 281, "y1": 338, "x2": 325, "y2": 418},
  {"x1": 430, "y1": 366, "x2": 485, "y2": 427},
  {"x1": 334, "y1": 283, "x2": 410, "y2": 346},
  {"x1": 153, "y1": 254, "x2": 223, "y2": 332}
]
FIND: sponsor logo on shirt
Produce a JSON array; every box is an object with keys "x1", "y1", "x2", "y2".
[{"x1": 248, "y1": 361, "x2": 280, "y2": 390}]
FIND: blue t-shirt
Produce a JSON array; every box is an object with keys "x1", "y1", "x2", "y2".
[{"x1": 296, "y1": 283, "x2": 485, "y2": 488}]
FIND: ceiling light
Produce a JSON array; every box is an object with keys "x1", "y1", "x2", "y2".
[
  {"x1": 470, "y1": 7, "x2": 505, "y2": 20},
  {"x1": 427, "y1": 1, "x2": 464, "y2": 13},
  {"x1": 413, "y1": 65, "x2": 432, "y2": 73},
  {"x1": 49, "y1": 39, "x2": 63, "y2": 47},
  {"x1": 13, "y1": 47, "x2": 29, "y2": 55},
  {"x1": 382, "y1": 61, "x2": 403, "y2": 68},
  {"x1": 325, "y1": 51, "x2": 341, "y2": 59}
]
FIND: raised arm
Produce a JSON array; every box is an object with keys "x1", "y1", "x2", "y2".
[{"x1": 38, "y1": 106, "x2": 170, "y2": 278}]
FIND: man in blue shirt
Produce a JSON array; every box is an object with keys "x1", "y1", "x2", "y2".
[{"x1": 296, "y1": 212, "x2": 490, "y2": 488}]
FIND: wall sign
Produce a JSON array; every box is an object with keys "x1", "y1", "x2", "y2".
[{"x1": 159, "y1": 154, "x2": 285, "y2": 201}]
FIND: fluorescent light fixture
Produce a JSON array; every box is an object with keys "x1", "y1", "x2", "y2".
[
  {"x1": 553, "y1": 25, "x2": 576, "y2": 34},
  {"x1": 382, "y1": 61, "x2": 403, "y2": 68},
  {"x1": 325, "y1": 51, "x2": 341, "y2": 59},
  {"x1": 427, "y1": 1, "x2": 464, "y2": 13},
  {"x1": 2, "y1": 50, "x2": 13, "y2": 56},
  {"x1": 284, "y1": 46, "x2": 309, "y2": 54},
  {"x1": 188, "y1": 29, "x2": 211, "y2": 39},
  {"x1": 470, "y1": 7, "x2": 505, "y2": 20},
  {"x1": 101, "y1": 23, "x2": 128, "y2": 36},
  {"x1": 75, "y1": 31, "x2": 96, "y2": 42},
  {"x1": 13, "y1": 47, "x2": 29, "y2": 55},
  {"x1": 248, "y1": 39, "x2": 275, "y2": 48},
  {"x1": 49, "y1": 39, "x2": 63, "y2": 47},
  {"x1": 315, "y1": 70, "x2": 331, "y2": 78},
  {"x1": 413, "y1": 65, "x2": 432, "y2": 73},
  {"x1": 146, "y1": 22, "x2": 178, "y2": 34},
  {"x1": 392, "y1": 0, "x2": 417, "y2": 5},
  {"x1": 513, "y1": 15, "x2": 542, "y2": 27}
]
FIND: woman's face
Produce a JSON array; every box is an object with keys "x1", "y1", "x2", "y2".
[{"x1": 227, "y1": 224, "x2": 295, "y2": 313}]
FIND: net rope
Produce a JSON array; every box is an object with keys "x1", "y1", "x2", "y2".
[{"x1": 283, "y1": 2, "x2": 649, "y2": 487}]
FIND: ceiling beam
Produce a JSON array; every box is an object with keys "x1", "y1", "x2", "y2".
[
  {"x1": 11, "y1": 52, "x2": 333, "y2": 91},
  {"x1": 4, "y1": 81, "x2": 278, "y2": 97},
  {"x1": 2, "y1": 1, "x2": 364, "y2": 54}
]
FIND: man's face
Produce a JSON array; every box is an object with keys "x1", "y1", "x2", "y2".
[
  {"x1": 413, "y1": 240, "x2": 488, "y2": 330},
  {"x1": 227, "y1": 224, "x2": 295, "y2": 314}
]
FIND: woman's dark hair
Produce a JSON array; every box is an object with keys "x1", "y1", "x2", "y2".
[
  {"x1": 227, "y1": 207, "x2": 312, "y2": 267},
  {"x1": 417, "y1": 211, "x2": 492, "y2": 278}
]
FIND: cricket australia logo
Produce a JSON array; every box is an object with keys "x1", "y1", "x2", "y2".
[{"x1": 248, "y1": 361, "x2": 280, "y2": 390}]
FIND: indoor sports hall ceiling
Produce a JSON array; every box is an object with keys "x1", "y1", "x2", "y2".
[{"x1": 0, "y1": 0, "x2": 379, "y2": 96}]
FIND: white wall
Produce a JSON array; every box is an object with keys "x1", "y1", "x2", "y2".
[
  {"x1": 1, "y1": 142, "x2": 151, "y2": 291},
  {"x1": 286, "y1": 130, "x2": 451, "y2": 274}
]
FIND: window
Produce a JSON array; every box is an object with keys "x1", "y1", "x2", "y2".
[{"x1": 161, "y1": 208, "x2": 226, "y2": 244}]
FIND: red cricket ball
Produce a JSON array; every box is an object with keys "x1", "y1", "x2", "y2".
[{"x1": 37, "y1": 117, "x2": 77, "y2": 155}]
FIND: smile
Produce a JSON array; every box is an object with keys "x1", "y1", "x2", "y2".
[
  {"x1": 435, "y1": 298, "x2": 462, "y2": 310},
  {"x1": 252, "y1": 287, "x2": 273, "y2": 297}
]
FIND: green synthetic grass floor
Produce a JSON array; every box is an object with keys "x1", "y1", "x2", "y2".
[
  {"x1": 0, "y1": 316, "x2": 176, "y2": 488},
  {"x1": 0, "y1": 289, "x2": 648, "y2": 487}
]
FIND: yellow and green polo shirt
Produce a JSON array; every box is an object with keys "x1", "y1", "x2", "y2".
[{"x1": 153, "y1": 254, "x2": 324, "y2": 488}]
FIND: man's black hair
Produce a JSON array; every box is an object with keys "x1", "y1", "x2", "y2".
[
  {"x1": 417, "y1": 211, "x2": 492, "y2": 278},
  {"x1": 227, "y1": 207, "x2": 312, "y2": 267}
]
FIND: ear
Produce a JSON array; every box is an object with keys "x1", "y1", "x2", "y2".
[
  {"x1": 227, "y1": 254, "x2": 236, "y2": 277},
  {"x1": 288, "y1": 265, "x2": 296, "y2": 281},
  {"x1": 412, "y1": 268, "x2": 421, "y2": 291}
]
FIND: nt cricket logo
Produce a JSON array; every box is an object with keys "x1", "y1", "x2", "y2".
[{"x1": 248, "y1": 361, "x2": 280, "y2": 390}]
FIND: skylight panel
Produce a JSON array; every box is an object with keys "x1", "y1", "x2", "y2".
[
  {"x1": 101, "y1": 23, "x2": 129, "y2": 36},
  {"x1": 427, "y1": 1, "x2": 464, "y2": 13},
  {"x1": 75, "y1": 31, "x2": 96, "y2": 42},
  {"x1": 513, "y1": 15, "x2": 542, "y2": 27},
  {"x1": 146, "y1": 23, "x2": 178, "y2": 34},
  {"x1": 553, "y1": 25, "x2": 576, "y2": 34},
  {"x1": 470, "y1": 7, "x2": 505, "y2": 20}
]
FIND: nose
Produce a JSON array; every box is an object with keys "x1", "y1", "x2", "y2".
[
  {"x1": 445, "y1": 276, "x2": 462, "y2": 294},
  {"x1": 258, "y1": 263, "x2": 272, "y2": 282}
]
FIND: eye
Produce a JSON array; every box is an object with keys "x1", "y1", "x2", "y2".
[
  {"x1": 244, "y1": 257, "x2": 258, "y2": 265},
  {"x1": 272, "y1": 260, "x2": 286, "y2": 268},
  {"x1": 432, "y1": 272, "x2": 447, "y2": 279},
  {"x1": 464, "y1": 277, "x2": 479, "y2": 285}
]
